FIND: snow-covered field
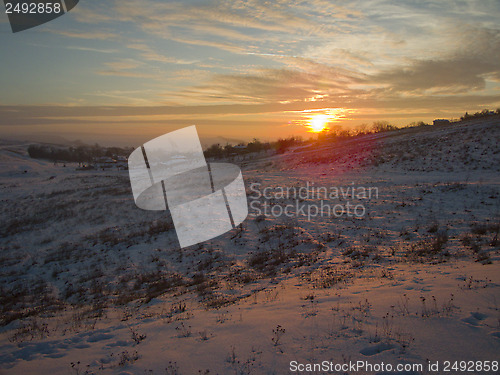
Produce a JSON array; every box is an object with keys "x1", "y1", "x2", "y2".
[{"x1": 0, "y1": 119, "x2": 499, "y2": 374}]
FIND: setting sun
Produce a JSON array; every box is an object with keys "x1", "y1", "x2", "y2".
[{"x1": 308, "y1": 114, "x2": 330, "y2": 133}]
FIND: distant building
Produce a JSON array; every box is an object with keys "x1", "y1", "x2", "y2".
[
  {"x1": 95, "y1": 156, "x2": 116, "y2": 169},
  {"x1": 433, "y1": 119, "x2": 450, "y2": 126}
]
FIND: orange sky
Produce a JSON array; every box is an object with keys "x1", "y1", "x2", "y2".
[{"x1": 1, "y1": 1, "x2": 499, "y2": 145}]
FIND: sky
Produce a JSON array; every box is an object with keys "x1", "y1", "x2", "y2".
[{"x1": 0, "y1": 0, "x2": 499, "y2": 146}]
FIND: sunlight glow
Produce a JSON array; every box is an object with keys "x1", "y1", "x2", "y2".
[{"x1": 308, "y1": 114, "x2": 330, "y2": 133}]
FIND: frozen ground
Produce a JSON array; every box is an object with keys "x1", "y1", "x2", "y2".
[{"x1": 0, "y1": 118, "x2": 499, "y2": 374}]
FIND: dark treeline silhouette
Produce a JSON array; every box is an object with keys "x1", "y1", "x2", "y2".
[
  {"x1": 205, "y1": 138, "x2": 276, "y2": 158},
  {"x1": 275, "y1": 136, "x2": 303, "y2": 154},
  {"x1": 460, "y1": 108, "x2": 500, "y2": 121},
  {"x1": 204, "y1": 136, "x2": 305, "y2": 158},
  {"x1": 28, "y1": 144, "x2": 132, "y2": 163}
]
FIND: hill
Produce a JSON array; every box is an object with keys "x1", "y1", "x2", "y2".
[{"x1": 0, "y1": 117, "x2": 498, "y2": 374}]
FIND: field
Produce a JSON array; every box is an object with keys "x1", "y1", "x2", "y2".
[{"x1": 0, "y1": 118, "x2": 499, "y2": 374}]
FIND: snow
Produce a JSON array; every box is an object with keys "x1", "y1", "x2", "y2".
[{"x1": 0, "y1": 118, "x2": 499, "y2": 374}]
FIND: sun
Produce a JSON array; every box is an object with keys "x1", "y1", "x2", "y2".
[{"x1": 308, "y1": 114, "x2": 330, "y2": 133}]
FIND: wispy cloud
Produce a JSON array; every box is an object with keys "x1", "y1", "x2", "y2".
[
  {"x1": 66, "y1": 46, "x2": 119, "y2": 53},
  {"x1": 127, "y1": 43, "x2": 199, "y2": 65},
  {"x1": 47, "y1": 29, "x2": 118, "y2": 40},
  {"x1": 97, "y1": 71, "x2": 156, "y2": 78}
]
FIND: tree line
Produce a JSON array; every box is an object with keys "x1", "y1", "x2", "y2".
[
  {"x1": 460, "y1": 108, "x2": 500, "y2": 121},
  {"x1": 204, "y1": 136, "x2": 304, "y2": 158},
  {"x1": 27, "y1": 144, "x2": 132, "y2": 163}
]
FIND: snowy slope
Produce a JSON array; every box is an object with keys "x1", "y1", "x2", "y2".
[{"x1": 0, "y1": 119, "x2": 499, "y2": 374}]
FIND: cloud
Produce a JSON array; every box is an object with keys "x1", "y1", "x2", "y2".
[
  {"x1": 71, "y1": 5, "x2": 115, "y2": 24},
  {"x1": 46, "y1": 30, "x2": 118, "y2": 40},
  {"x1": 166, "y1": 35, "x2": 247, "y2": 55},
  {"x1": 372, "y1": 58, "x2": 494, "y2": 94},
  {"x1": 96, "y1": 70, "x2": 156, "y2": 78},
  {"x1": 1, "y1": 91, "x2": 498, "y2": 126},
  {"x1": 112, "y1": 0, "x2": 345, "y2": 38},
  {"x1": 103, "y1": 60, "x2": 143, "y2": 70},
  {"x1": 72, "y1": 0, "x2": 358, "y2": 57},
  {"x1": 370, "y1": 25, "x2": 500, "y2": 94},
  {"x1": 66, "y1": 46, "x2": 119, "y2": 54},
  {"x1": 126, "y1": 44, "x2": 199, "y2": 65},
  {"x1": 170, "y1": 58, "x2": 365, "y2": 104},
  {"x1": 96, "y1": 59, "x2": 158, "y2": 78}
]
